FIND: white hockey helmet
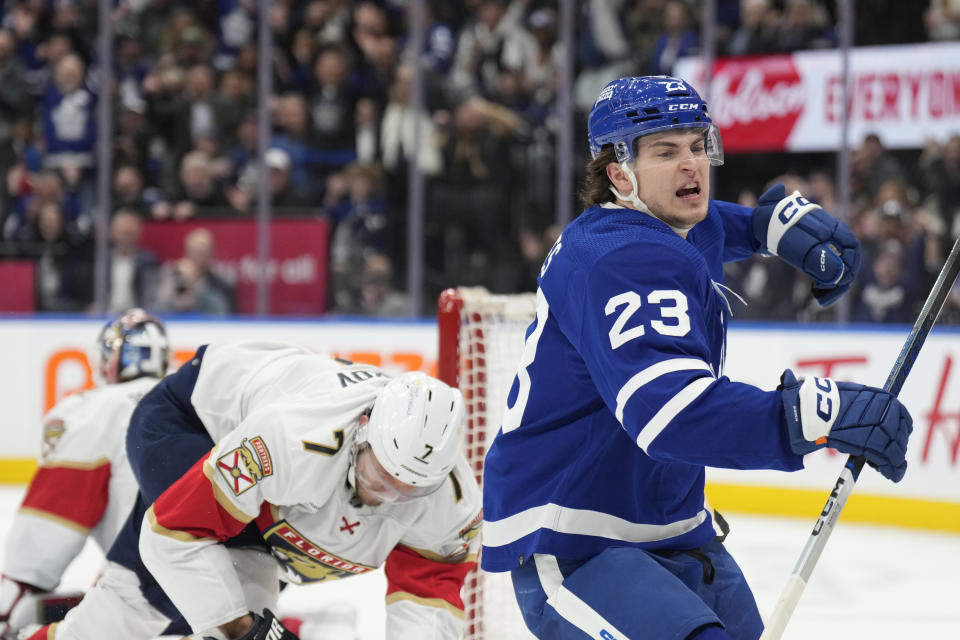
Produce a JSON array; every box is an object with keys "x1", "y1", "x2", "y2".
[{"x1": 361, "y1": 372, "x2": 465, "y2": 494}]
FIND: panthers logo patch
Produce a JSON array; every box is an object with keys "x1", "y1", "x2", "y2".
[
  {"x1": 41, "y1": 419, "x2": 66, "y2": 461},
  {"x1": 216, "y1": 436, "x2": 273, "y2": 495}
]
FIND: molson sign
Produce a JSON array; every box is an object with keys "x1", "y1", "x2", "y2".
[{"x1": 675, "y1": 41, "x2": 960, "y2": 152}]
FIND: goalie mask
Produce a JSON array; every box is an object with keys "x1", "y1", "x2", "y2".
[
  {"x1": 97, "y1": 308, "x2": 170, "y2": 384},
  {"x1": 353, "y1": 372, "x2": 464, "y2": 503}
]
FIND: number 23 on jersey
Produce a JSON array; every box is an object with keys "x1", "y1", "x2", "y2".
[
  {"x1": 604, "y1": 289, "x2": 691, "y2": 348},
  {"x1": 501, "y1": 288, "x2": 690, "y2": 433}
]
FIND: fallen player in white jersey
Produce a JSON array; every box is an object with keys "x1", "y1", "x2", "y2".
[{"x1": 25, "y1": 341, "x2": 482, "y2": 640}]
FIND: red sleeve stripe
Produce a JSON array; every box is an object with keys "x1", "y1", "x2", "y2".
[
  {"x1": 20, "y1": 463, "x2": 110, "y2": 529},
  {"x1": 384, "y1": 545, "x2": 475, "y2": 613},
  {"x1": 150, "y1": 453, "x2": 251, "y2": 542},
  {"x1": 254, "y1": 502, "x2": 280, "y2": 531},
  {"x1": 24, "y1": 622, "x2": 56, "y2": 640}
]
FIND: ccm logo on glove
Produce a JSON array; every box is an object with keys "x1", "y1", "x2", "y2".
[
  {"x1": 797, "y1": 376, "x2": 839, "y2": 443},
  {"x1": 779, "y1": 369, "x2": 913, "y2": 482},
  {"x1": 752, "y1": 183, "x2": 861, "y2": 308},
  {"x1": 775, "y1": 192, "x2": 815, "y2": 227}
]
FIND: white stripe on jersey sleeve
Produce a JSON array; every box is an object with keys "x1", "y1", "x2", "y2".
[
  {"x1": 635, "y1": 376, "x2": 715, "y2": 453},
  {"x1": 615, "y1": 357, "x2": 714, "y2": 423},
  {"x1": 483, "y1": 502, "x2": 707, "y2": 548}
]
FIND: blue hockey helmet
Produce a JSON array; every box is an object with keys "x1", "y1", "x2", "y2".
[
  {"x1": 587, "y1": 75, "x2": 724, "y2": 166},
  {"x1": 97, "y1": 308, "x2": 170, "y2": 383}
]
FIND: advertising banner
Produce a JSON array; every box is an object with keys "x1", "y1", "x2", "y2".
[
  {"x1": 0, "y1": 319, "x2": 957, "y2": 527},
  {"x1": 0, "y1": 261, "x2": 34, "y2": 312},
  {"x1": 140, "y1": 219, "x2": 329, "y2": 315},
  {"x1": 675, "y1": 42, "x2": 960, "y2": 152},
  {"x1": 714, "y1": 327, "x2": 960, "y2": 506}
]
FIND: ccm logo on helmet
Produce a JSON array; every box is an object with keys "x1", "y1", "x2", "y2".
[{"x1": 667, "y1": 103, "x2": 700, "y2": 111}]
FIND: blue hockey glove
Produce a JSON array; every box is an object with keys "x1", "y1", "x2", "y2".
[
  {"x1": 779, "y1": 369, "x2": 912, "y2": 482},
  {"x1": 752, "y1": 184, "x2": 861, "y2": 307}
]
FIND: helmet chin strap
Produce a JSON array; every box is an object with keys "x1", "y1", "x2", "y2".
[
  {"x1": 609, "y1": 163, "x2": 650, "y2": 213},
  {"x1": 347, "y1": 425, "x2": 367, "y2": 507},
  {"x1": 609, "y1": 162, "x2": 693, "y2": 235}
]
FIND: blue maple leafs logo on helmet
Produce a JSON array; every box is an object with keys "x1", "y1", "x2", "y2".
[{"x1": 657, "y1": 78, "x2": 688, "y2": 93}]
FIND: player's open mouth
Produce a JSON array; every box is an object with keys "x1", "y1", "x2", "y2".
[{"x1": 676, "y1": 183, "x2": 700, "y2": 198}]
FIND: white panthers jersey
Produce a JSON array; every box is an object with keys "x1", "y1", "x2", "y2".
[
  {"x1": 3, "y1": 377, "x2": 157, "y2": 590},
  {"x1": 138, "y1": 342, "x2": 482, "y2": 638}
]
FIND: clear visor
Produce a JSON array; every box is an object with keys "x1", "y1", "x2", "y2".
[
  {"x1": 355, "y1": 447, "x2": 443, "y2": 504},
  {"x1": 616, "y1": 124, "x2": 724, "y2": 169}
]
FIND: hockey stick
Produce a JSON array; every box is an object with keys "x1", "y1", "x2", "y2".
[{"x1": 759, "y1": 233, "x2": 960, "y2": 640}]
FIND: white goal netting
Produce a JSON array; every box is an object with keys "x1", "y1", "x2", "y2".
[{"x1": 437, "y1": 287, "x2": 537, "y2": 640}]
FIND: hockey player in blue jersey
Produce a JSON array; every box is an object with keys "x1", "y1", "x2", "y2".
[{"x1": 480, "y1": 75, "x2": 914, "y2": 640}]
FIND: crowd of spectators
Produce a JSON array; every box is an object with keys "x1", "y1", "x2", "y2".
[
  {"x1": 723, "y1": 132, "x2": 960, "y2": 325},
  {"x1": 0, "y1": 0, "x2": 957, "y2": 322}
]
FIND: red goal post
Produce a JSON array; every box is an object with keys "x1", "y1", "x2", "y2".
[{"x1": 437, "y1": 287, "x2": 537, "y2": 640}]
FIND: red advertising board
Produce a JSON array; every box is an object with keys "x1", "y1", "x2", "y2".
[
  {"x1": 675, "y1": 42, "x2": 960, "y2": 152},
  {"x1": 0, "y1": 260, "x2": 35, "y2": 312},
  {"x1": 139, "y1": 219, "x2": 329, "y2": 315},
  {"x1": 703, "y1": 54, "x2": 806, "y2": 152}
]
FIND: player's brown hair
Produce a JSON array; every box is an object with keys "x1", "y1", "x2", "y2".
[{"x1": 580, "y1": 145, "x2": 618, "y2": 208}]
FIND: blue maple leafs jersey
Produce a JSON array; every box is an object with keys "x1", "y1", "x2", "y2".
[{"x1": 480, "y1": 200, "x2": 805, "y2": 572}]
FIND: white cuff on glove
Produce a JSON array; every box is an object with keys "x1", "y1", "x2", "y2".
[
  {"x1": 765, "y1": 191, "x2": 822, "y2": 257},
  {"x1": 796, "y1": 376, "x2": 840, "y2": 444}
]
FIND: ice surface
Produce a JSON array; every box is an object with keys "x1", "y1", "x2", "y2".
[{"x1": 1, "y1": 487, "x2": 956, "y2": 639}]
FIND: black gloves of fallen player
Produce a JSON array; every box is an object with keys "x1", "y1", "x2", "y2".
[{"x1": 205, "y1": 609, "x2": 299, "y2": 640}]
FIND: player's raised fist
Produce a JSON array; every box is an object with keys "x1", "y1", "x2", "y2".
[{"x1": 751, "y1": 183, "x2": 861, "y2": 307}]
